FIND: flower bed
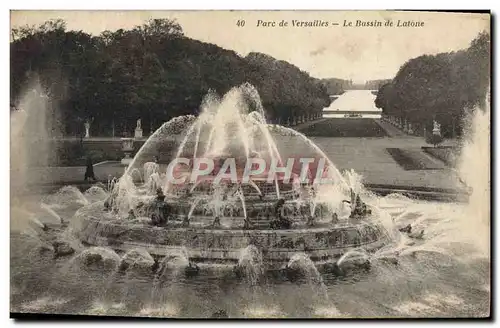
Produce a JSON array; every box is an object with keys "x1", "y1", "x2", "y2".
[
  {"x1": 386, "y1": 148, "x2": 446, "y2": 171},
  {"x1": 301, "y1": 118, "x2": 388, "y2": 137},
  {"x1": 422, "y1": 146, "x2": 459, "y2": 167}
]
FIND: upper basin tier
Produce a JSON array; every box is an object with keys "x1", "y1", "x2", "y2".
[{"x1": 121, "y1": 84, "x2": 350, "y2": 201}]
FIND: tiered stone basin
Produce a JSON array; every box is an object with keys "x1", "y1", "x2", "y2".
[{"x1": 76, "y1": 212, "x2": 390, "y2": 270}]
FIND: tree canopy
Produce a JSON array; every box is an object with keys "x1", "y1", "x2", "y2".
[
  {"x1": 375, "y1": 31, "x2": 490, "y2": 138},
  {"x1": 11, "y1": 18, "x2": 332, "y2": 136}
]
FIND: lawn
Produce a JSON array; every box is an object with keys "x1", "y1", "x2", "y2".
[{"x1": 300, "y1": 118, "x2": 388, "y2": 137}]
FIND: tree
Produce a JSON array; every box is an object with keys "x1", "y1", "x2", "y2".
[
  {"x1": 373, "y1": 31, "x2": 490, "y2": 138},
  {"x1": 11, "y1": 18, "x2": 332, "y2": 136}
]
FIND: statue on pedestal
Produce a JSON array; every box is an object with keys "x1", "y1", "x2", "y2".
[
  {"x1": 84, "y1": 120, "x2": 91, "y2": 138},
  {"x1": 408, "y1": 123, "x2": 414, "y2": 135},
  {"x1": 135, "y1": 118, "x2": 143, "y2": 138},
  {"x1": 432, "y1": 120, "x2": 441, "y2": 137}
]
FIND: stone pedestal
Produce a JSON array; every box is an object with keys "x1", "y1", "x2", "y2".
[
  {"x1": 408, "y1": 123, "x2": 414, "y2": 135},
  {"x1": 134, "y1": 127, "x2": 143, "y2": 139},
  {"x1": 432, "y1": 120, "x2": 441, "y2": 137}
]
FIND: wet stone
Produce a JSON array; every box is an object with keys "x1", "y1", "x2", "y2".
[
  {"x1": 52, "y1": 241, "x2": 75, "y2": 258},
  {"x1": 83, "y1": 253, "x2": 103, "y2": 266}
]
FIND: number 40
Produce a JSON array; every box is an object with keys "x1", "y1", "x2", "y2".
[{"x1": 236, "y1": 20, "x2": 246, "y2": 27}]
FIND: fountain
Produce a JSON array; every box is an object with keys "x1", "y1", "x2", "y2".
[
  {"x1": 74, "y1": 84, "x2": 391, "y2": 273},
  {"x1": 9, "y1": 82, "x2": 490, "y2": 318}
]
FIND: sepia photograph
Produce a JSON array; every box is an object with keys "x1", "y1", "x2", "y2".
[{"x1": 9, "y1": 10, "x2": 491, "y2": 319}]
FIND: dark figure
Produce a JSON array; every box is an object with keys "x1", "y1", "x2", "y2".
[
  {"x1": 281, "y1": 217, "x2": 292, "y2": 229},
  {"x1": 153, "y1": 156, "x2": 159, "y2": 164},
  {"x1": 399, "y1": 224, "x2": 412, "y2": 233},
  {"x1": 84, "y1": 156, "x2": 97, "y2": 181},
  {"x1": 351, "y1": 195, "x2": 364, "y2": 217},
  {"x1": 306, "y1": 215, "x2": 315, "y2": 227},
  {"x1": 156, "y1": 188, "x2": 166, "y2": 201},
  {"x1": 118, "y1": 260, "x2": 129, "y2": 272},
  {"x1": 127, "y1": 209, "x2": 136, "y2": 221},
  {"x1": 212, "y1": 216, "x2": 221, "y2": 228},
  {"x1": 182, "y1": 216, "x2": 190, "y2": 227},
  {"x1": 348, "y1": 190, "x2": 371, "y2": 219},
  {"x1": 185, "y1": 262, "x2": 200, "y2": 277},
  {"x1": 274, "y1": 199, "x2": 286, "y2": 218},
  {"x1": 151, "y1": 188, "x2": 169, "y2": 226},
  {"x1": 243, "y1": 217, "x2": 252, "y2": 229},
  {"x1": 151, "y1": 214, "x2": 160, "y2": 226},
  {"x1": 135, "y1": 201, "x2": 145, "y2": 212},
  {"x1": 271, "y1": 199, "x2": 292, "y2": 229},
  {"x1": 52, "y1": 241, "x2": 75, "y2": 259},
  {"x1": 151, "y1": 257, "x2": 160, "y2": 274}
]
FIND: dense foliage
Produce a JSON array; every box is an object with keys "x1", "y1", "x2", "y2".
[
  {"x1": 320, "y1": 78, "x2": 352, "y2": 95},
  {"x1": 11, "y1": 19, "x2": 331, "y2": 137},
  {"x1": 365, "y1": 79, "x2": 392, "y2": 90},
  {"x1": 375, "y1": 32, "x2": 490, "y2": 138}
]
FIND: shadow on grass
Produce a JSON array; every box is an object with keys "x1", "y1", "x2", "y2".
[{"x1": 386, "y1": 148, "x2": 446, "y2": 171}]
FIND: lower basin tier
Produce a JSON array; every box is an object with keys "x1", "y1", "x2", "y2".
[{"x1": 75, "y1": 215, "x2": 391, "y2": 269}]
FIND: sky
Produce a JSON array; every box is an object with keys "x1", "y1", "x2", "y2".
[{"x1": 10, "y1": 10, "x2": 490, "y2": 82}]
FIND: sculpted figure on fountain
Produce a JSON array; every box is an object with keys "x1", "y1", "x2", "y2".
[
  {"x1": 211, "y1": 216, "x2": 221, "y2": 228},
  {"x1": 270, "y1": 198, "x2": 292, "y2": 229},
  {"x1": 306, "y1": 215, "x2": 315, "y2": 227},
  {"x1": 243, "y1": 216, "x2": 253, "y2": 229},
  {"x1": 127, "y1": 209, "x2": 136, "y2": 220},
  {"x1": 151, "y1": 188, "x2": 170, "y2": 226},
  {"x1": 183, "y1": 217, "x2": 190, "y2": 227},
  {"x1": 331, "y1": 212, "x2": 339, "y2": 224},
  {"x1": 274, "y1": 198, "x2": 285, "y2": 216},
  {"x1": 349, "y1": 189, "x2": 372, "y2": 219}
]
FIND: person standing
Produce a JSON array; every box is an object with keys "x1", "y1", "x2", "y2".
[{"x1": 84, "y1": 156, "x2": 97, "y2": 181}]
